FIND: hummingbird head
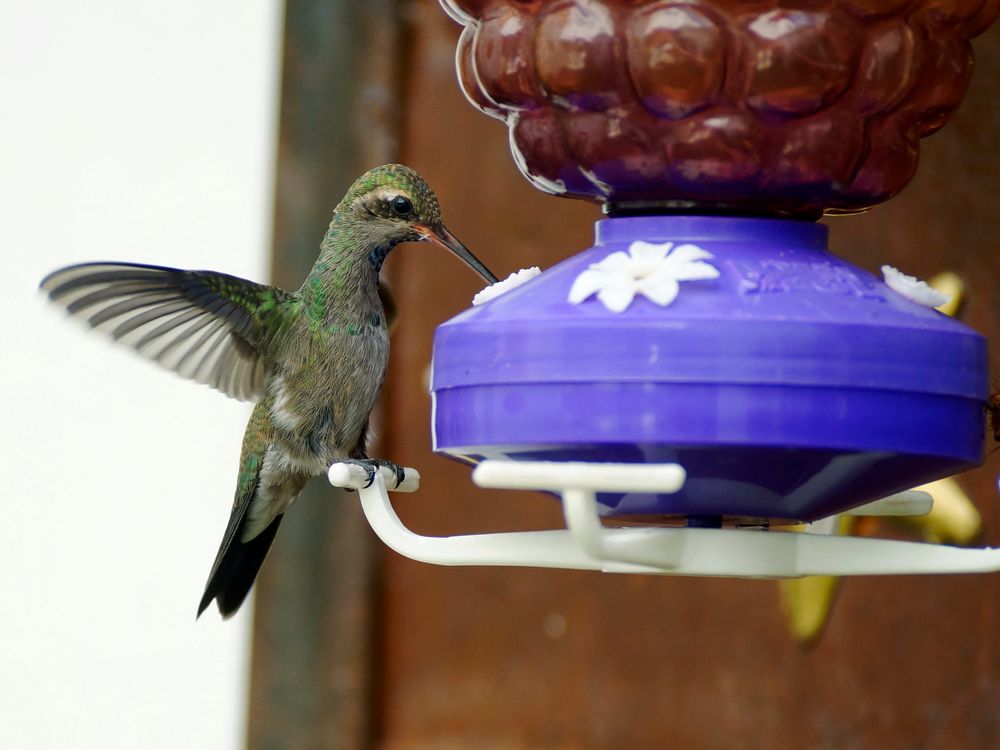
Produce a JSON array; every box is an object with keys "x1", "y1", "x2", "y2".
[{"x1": 340, "y1": 164, "x2": 498, "y2": 284}]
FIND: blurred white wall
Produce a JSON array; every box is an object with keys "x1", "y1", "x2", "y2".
[{"x1": 0, "y1": 2, "x2": 282, "y2": 747}]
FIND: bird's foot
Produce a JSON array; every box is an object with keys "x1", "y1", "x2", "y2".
[
  {"x1": 370, "y1": 458, "x2": 406, "y2": 489},
  {"x1": 339, "y1": 458, "x2": 406, "y2": 489}
]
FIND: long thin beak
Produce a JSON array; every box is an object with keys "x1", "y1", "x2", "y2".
[{"x1": 415, "y1": 224, "x2": 498, "y2": 284}]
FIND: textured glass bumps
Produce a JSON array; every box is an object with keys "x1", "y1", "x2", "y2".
[{"x1": 444, "y1": 0, "x2": 999, "y2": 214}]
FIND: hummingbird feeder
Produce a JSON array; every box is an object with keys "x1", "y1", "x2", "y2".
[{"x1": 331, "y1": 0, "x2": 1000, "y2": 578}]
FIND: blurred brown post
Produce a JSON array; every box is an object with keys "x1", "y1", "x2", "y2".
[{"x1": 247, "y1": 1, "x2": 401, "y2": 749}]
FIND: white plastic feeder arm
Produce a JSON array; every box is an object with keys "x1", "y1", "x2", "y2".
[{"x1": 327, "y1": 460, "x2": 1000, "y2": 579}]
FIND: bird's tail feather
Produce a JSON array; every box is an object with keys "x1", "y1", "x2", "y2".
[
  {"x1": 197, "y1": 513, "x2": 282, "y2": 619},
  {"x1": 198, "y1": 401, "x2": 283, "y2": 620}
]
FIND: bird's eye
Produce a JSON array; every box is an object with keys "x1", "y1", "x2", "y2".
[{"x1": 391, "y1": 195, "x2": 413, "y2": 216}]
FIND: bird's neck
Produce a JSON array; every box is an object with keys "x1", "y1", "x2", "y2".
[{"x1": 299, "y1": 214, "x2": 392, "y2": 326}]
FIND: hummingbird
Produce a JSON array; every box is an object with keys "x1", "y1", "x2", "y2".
[{"x1": 41, "y1": 164, "x2": 497, "y2": 618}]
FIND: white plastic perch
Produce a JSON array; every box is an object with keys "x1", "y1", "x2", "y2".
[{"x1": 327, "y1": 460, "x2": 1000, "y2": 579}]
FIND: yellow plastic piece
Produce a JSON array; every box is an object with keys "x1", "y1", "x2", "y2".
[
  {"x1": 893, "y1": 478, "x2": 982, "y2": 545},
  {"x1": 929, "y1": 271, "x2": 965, "y2": 317},
  {"x1": 779, "y1": 516, "x2": 855, "y2": 645}
]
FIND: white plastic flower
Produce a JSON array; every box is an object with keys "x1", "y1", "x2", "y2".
[
  {"x1": 472, "y1": 267, "x2": 541, "y2": 306},
  {"x1": 881, "y1": 265, "x2": 951, "y2": 309},
  {"x1": 568, "y1": 241, "x2": 720, "y2": 312}
]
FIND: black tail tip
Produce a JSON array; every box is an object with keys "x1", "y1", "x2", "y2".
[
  {"x1": 196, "y1": 591, "x2": 245, "y2": 621},
  {"x1": 197, "y1": 514, "x2": 282, "y2": 622},
  {"x1": 195, "y1": 595, "x2": 213, "y2": 620}
]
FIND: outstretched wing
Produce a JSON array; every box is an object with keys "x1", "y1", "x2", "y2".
[{"x1": 41, "y1": 262, "x2": 294, "y2": 402}]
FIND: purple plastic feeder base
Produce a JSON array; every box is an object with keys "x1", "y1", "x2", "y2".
[{"x1": 430, "y1": 216, "x2": 988, "y2": 522}]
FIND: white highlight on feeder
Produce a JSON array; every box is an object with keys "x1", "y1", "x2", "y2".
[
  {"x1": 472, "y1": 267, "x2": 542, "y2": 306},
  {"x1": 881, "y1": 265, "x2": 951, "y2": 309},
  {"x1": 568, "y1": 240, "x2": 720, "y2": 313}
]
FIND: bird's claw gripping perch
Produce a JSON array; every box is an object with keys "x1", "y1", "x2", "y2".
[
  {"x1": 341, "y1": 458, "x2": 406, "y2": 488},
  {"x1": 338, "y1": 458, "x2": 380, "y2": 487},
  {"x1": 329, "y1": 460, "x2": 420, "y2": 493},
  {"x1": 369, "y1": 458, "x2": 407, "y2": 489}
]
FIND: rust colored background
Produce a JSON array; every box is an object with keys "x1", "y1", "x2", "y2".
[
  {"x1": 374, "y1": 3, "x2": 1000, "y2": 749},
  {"x1": 250, "y1": 1, "x2": 1000, "y2": 748}
]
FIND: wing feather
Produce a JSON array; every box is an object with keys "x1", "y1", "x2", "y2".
[{"x1": 41, "y1": 262, "x2": 293, "y2": 402}]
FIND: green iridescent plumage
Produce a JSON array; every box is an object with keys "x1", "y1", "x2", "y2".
[{"x1": 41, "y1": 164, "x2": 496, "y2": 619}]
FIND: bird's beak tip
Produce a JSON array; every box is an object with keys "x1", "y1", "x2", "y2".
[{"x1": 416, "y1": 223, "x2": 498, "y2": 285}]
